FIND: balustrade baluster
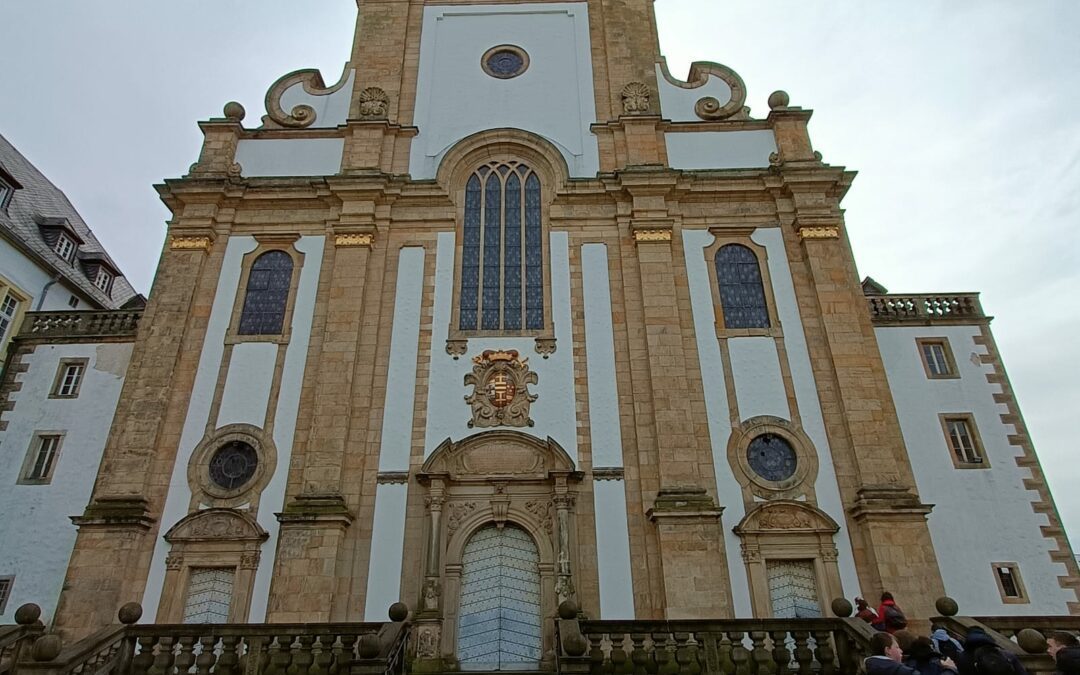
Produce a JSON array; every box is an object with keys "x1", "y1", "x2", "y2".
[
  {"x1": 216, "y1": 635, "x2": 241, "y2": 675},
  {"x1": 587, "y1": 633, "x2": 605, "y2": 675},
  {"x1": 150, "y1": 635, "x2": 176, "y2": 675},
  {"x1": 288, "y1": 635, "x2": 315, "y2": 675},
  {"x1": 716, "y1": 632, "x2": 735, "y2": 675},
  {"x1": 335, "y1": 634, "x2": 358, "y2": 675},
  {"x1": 749, "y1": 632, "x2": 771, "y2": 674},
  {"x1": 810, "y1": 630, "x2": 836, "y2": 675},
  {"x1": 792, "y1": 632, "x2": 813, "y2": 674},
  {"x1": 132, "y1": 635, "x2": 157, "y2": 675},
  {"x1": 310, "y1": 636, "x2": 333, "y2": 675},
  {"x1": 672, "y1": 633, "x2": 696, "y2": 675},
  {"x1": 729, "y1": 632, "x2": 750, "y2": 675},
  {"x1": 630, "y1": 634, "x2": 648, "y2": 675},
  {"x1": 195, "y1": 635, "x2": 216, "y2": 675},
  {"x1": 611, "y1": 634, "x2": 631, "y2": 675},
  {"x1": 174, "y1": 636, "x2": 197, "y2": 675},
  {"x1": 768, "y1": 631, "x2": 788, "y2": 673},
  {"x1": 653, "y1": 633, "x2": 673, "y2": 675}
]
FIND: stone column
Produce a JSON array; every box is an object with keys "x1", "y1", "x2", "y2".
[
  {"x1": 553, "y1": 491, "x2": 577, "y2": 605},
  {"x1": 413, "y1": 482, "x2": 446, "y2": 673}
]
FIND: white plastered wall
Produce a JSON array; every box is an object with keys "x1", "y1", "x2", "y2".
[
  {"x1": 683, "y1": 227, "x2": 860, "y2": 616},
  {"x1": 877, "y1": 324, "x2": 1073, "y2": 614},
  {"x1": 409, "y1": 2, "x2": 599, "y2": 179},
  {"x1": 0, "y1": 341, "x2": 132, "y2": 619},
  {"x1": 0, "y1": 238, "x2": 87, "y2": 311},
  {"x1": 664, "y1": 130, "x2": 775, "y2": 171},
  {"x1": 235, "y1": 138, "x2": 345, "y2": 178},
  {"x1": 140, "y1": 235, "x2": 324, "y2": 622}
]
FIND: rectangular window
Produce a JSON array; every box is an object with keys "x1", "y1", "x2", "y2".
[
  {"x1": 94, "y1": 269, "x2": 113, "y2": 294},
  {"x1": 183, "y1": 568, "x2": 235, "y2": 624},
  {"x1": 917, "y1": 338, "x2": 958, "y2": 379},
  {"x1": 940, "y1": 414, "x2": 989, "y2": 468},
  {"x1": 20, "y1": 434, "x2": 64, "y2": 484},
  {"x1": 0, "y1": 178, "x2": 12, "y2": 209},
  {"x1": 992, "y1": 563, "x2": 1028, "y2": 603},
  {"x1": 0, "y1": 576, "x2": 13, "y2": 614},
  {"x1": 51, "y1": 359, "x2": 88, "y2": 398},
  {"x1": 68, "y1": 295, "x2": 80, "y2": 309},
  {"x1": 0, "y1": 292, "x2": 19, "y2": 345},
  {"x1": 54, "y1": 233, "x2": 76, "y2": 262}
]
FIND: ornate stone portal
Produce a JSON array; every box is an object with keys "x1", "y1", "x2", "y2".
[
  {"x1": 415, "y1": 431, "x2": 581, "y2": 670},
  {"x1": 464, "y1": 350, "x2": 537, "y2": 428}
]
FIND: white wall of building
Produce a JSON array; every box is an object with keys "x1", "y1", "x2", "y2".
[
  {"x1": 409, "y1": 2, "x2": 599, "y2": 179},
  {"x1": 877, "y1": 324, "x2": 1073, "y2": 614},
  {"x1": 0, "y1": 341, "x2": 132, "y2": 620},
  {"x1": 235, "y1": 138, "x2": 345, "y2": 178},
  {"x1": 0, "y1": 237, "x2": 86, "y2": 311},
  {"x1": 664, "y1": 130, "x2": 775, "y2": 171}
]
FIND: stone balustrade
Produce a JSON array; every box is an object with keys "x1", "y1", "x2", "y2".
[
  {"x1": 866, "y1": 293, "x2": 984, "y2": 324},
  {"x1": 19, "y1": 310, "x2": 143, "y2": 341}
]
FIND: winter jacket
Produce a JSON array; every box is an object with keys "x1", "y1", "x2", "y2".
[
  {"x1": 931, "y1": 629, "x2": 964, "y2": 661},
  {"x1": 865, "y1": 656, "x2": 921, "y2": 675},
  {"x1": 905, "y1": 655, "x2": 957, "y2": 675},
  {"x1": 956, "y1": 631, "x2": 1028, "y2": 675},
  {"x1": 877, "y1": 600, "x2": 908, "y2": 634},
  {"x1": 1055, "y1": 646, "x2": 1080, "y2": 675}
]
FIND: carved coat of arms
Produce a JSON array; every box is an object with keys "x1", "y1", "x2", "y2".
[{"x1": 464, "y1": 350, "x2": 538, "y2": 428}]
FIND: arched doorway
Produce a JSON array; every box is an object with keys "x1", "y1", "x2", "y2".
[{"x1": 457, "y1": 524, "x2": 542, "y2": 670}]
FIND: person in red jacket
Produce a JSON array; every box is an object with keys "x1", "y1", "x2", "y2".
[
  {"x1": 877, "y1": 592, "x2": 908, "y2": 634},
  {"x1": 856, "y1": 597, "x2": 879, "y2": 625}
]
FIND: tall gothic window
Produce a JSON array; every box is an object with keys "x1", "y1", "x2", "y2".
[
  {"x1": 715, "y1": 244, "x2": 770, "y2": 329},
  {"x1": 460, "y1": 162, "x2": 543, "y2": 331},
  {"x1": 238, "y1": 251, "x2": 292, "y2": 335}
]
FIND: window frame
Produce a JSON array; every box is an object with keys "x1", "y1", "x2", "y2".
[
  {"x1": 0, "y1": 281, "x2": 29, "y2": 365},
  {"x1": 704, "y1": 233, "x2": 781, "y2": 338},
  {"x1": 18, "y1": 432, "x2": 66, "y2": 485},
  {"x1": 991, "y1": 562, "x2": 1029, "y2": 604},
  {"x1": 226, "y1": 239, "x2": 304, "y2": 345},
  {"x1": 0, "y1": 575, "x2": 14, "y2": 614},
  {"x1": 449, "y1": 159, "x2": 553, "y2": 340},
  {"x1": 54, "y1": 233, "x2": 77, "y2": 262},
  {"x1": 0, "y1": 177, "x2": 13, "y2": 211},
  {"x1": 49, "y1": 358, "x2": 89, "y2": 399},
  {"x1": 917, "y1": 337, "x2": 959, "y2": 380},
  {"x1": 939, "y1": 413, "x2": 990, "y2": 469},
  {"x1": 93, "y1": 267, "x2": 113, "y2": 294}
]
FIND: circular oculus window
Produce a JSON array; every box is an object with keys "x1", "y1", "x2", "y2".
[
  {"x1": 209, "y1": 440, "x2": 259, "y2": 491},
  {"x1": 482, "y1": 45, "x2": 529, "y2": 79},
  {"x1": 746, "y1": 433, "x2": 798, "y2": 482}
]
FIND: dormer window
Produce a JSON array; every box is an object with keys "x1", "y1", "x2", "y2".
[
  {"x1": 94, "y1": 268, "x2": 113, "y2": 294},
  {"x1": 54, "y1": 233, "x2": 76, "y2": 262},
  {"x1": 0, "y1": 177, "x2": 13, "y2": 210}
]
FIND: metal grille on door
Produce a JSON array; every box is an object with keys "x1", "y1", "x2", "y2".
[
  {"x1": 457, "y1": 524, "x2": 543, "y2": 669},
  {"x1": 766, "y1": 560, "x2": 821, "y2": 619},
  {"x1": 183, "y1": 568, "x2": 235, "y2": 624}
]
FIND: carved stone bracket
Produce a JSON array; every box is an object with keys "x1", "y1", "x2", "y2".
[
  {"x1": 592, "y1": 467, "x2": 625, "y2": 482},
  {"x1": 534, "y1": 337, "x2": 557, "y2": 359},
  {"x1": 276, "y1": 491, "x2": 355, "y2": 527},
  {"x1": 72, "y1": 496, "x2": 156, "y2": 531},
  {"x1": 377, "y1": 471, "x2": 410, "y2": 485},
  {"x1": 646, "y1": 487, "x2": 723, "y2": 521},
  {"x1": 446, "y1": 339, "x2": 468, "y2": 359}
]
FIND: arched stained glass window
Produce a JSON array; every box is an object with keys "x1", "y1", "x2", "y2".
[
  {"x1": 238, "y1": 250, "x2": 293, "y2": 335},
  {"x1": 459, "y1": 162, "x2": 544, "y2": 331},
  {"x1": 715, "y1": 244, "x2": 770, "y2": 329}
]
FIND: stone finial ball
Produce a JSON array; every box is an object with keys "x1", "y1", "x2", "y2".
[
  {"x1": 14, "y1": 603, "x2": 42, "y2": 625},
  {"x1": 1017, "y1": 628, "x2": 1047, "y2": 654},
  {"x1": 388, "y1": 602, "x2": 408, "y2": 622},
  {"x1": 935, "y1": 596, "x2": 959, "y2": 617},
  {"x1": 358, "y1": 633, "x2": 382, "y2": 659},
  {"x1": 767, "y1": 90, "x2": 790, "y2": 110},
  {"x1": 31, "y1": 634, "x2": 63, "y2": 662},
  {"x1": 118, "y1": 602, "x2": 143, "y2": 625},
  {"x1": 223, "y1": 101, "x2": 246, "y2": 121},
  {"x1": 830, "y1": 598, "x2": 853, "y2": 617},
  {"x1": 563, "y1": 632, "x2": 588, "y2": 657},
  {"x1": 558, "y1": 600, "x2": 579, "y2": 620}
]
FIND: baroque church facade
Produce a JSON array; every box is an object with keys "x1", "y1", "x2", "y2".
[{"x1": 3, "y1": 0, "x2": 1076, "y2": 670}]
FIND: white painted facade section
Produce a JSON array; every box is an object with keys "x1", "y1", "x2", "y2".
[
  {"x1": 409, "y1": 3, "x2": 599, "y2": 179},
  {"x1": 363, "y1": 483, "x2": 409, "y2": 620},
  {"x1": 877, "y1": 324, "x2": 1071, "y2": 614},
  {"x1": 235, "y1": 138, "x2": 344, "y2": 177},
  {"x1": 654, "y1": 63, "x2": 733, "y2": 123},
  {"x1": 249, "y1": 235, "x2": 323, "y2": 621},
  {"x1": 682, "y1": 228, "x2": 751, "y2": 617},
  {"x1": 216, "y1": 342, "x2": 277, "y2": 429},
  {"x1": 142, "y1": 236, "x2": 324, "y2": 621},
  {"x1": 728, "y1": 337, "x2": 789, "y2": 422},
  {"x1": 377, "y1": 247, "x2": 426, "y2": 473},
  {"x1": 664, "y1": 130, "x2": 775, "y2": 171},
  {"x1": 592, "y1": 479, "x2": 635, "y2": 619},
  {"x1": 0, "y1": 341, "x2": 131, "y2": 620},
  {"x1": 0, "y1": 238, "x2": 85, "y2": 311},
  {"x1": 278, "y1": 68, "x2": 355, "y2": 130},
  {"x1": 424, "y1": 232, "x2": 577, "y2": 461},
  {"x1": 581, "y1": 244, "x2": 621, "y2": 468},
  {"x1": 750, "y1": 228, "x2": 860, "y2": 600}
]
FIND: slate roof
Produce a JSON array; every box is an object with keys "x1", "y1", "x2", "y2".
[{"x1": 0, "y1": 132, "x2": 138, "y2": 308}]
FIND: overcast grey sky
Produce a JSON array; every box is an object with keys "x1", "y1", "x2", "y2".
[{"x1": 2, "y1": 2, "x2": 1078, "y2": 542}]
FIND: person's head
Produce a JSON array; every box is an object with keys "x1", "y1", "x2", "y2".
[
  {"x1": 931, "y1": 624, "x2": 946, "y2": 634},
  {"x1": 881, "y1": 591, "x2": 894, "y2": 602},
  {"x1": 1047, "y1": 631, "x2": 1079, "y2": 657},
  {"x1": 870, "y1": 632, "x2": 903, "y2": 662},
  {"x1": 907, "y1": 637, "x2": 937, "y2": 663},
  {"x1": 894, "y1": 630, "x2": 916, "y2": 654},
  {"x1": 856, "y1": 597, "x2": 868, "y2": 609}
]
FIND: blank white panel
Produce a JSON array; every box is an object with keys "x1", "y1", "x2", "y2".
[
  {"x1": 216, "y1": 342, "x2": 277, "y2": 428},
  {"x1": 582, "y1": 243, "x2": 622, "y2": 467},
  {"x1": 364, "y1": 483, "x2": 409, "y2": 620},
  {"x1": 235, "y1": 138, "x2": 344, "y2": 177},
  {"x1": 728, "y1": 336, "x2": 789, "y2": 421},
  {"x1": 665, "y1": 130, "x2": 775, "y2": 170},
  {"x1": 593, "y1": 480, "x2": 635, "y2": 618}
]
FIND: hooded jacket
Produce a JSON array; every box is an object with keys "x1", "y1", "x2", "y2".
[
  {"x1": 956, "y1": 630, "x2": 1028, "y2": 675},
  {"x1": 1055, "y1": 645, "x2": 1080, "y2": 675}
]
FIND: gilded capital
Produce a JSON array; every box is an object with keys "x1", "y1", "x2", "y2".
[
  {"x1": 169, "y1": 235, "x2": 213, "y2": 251},
  {"x1": 797, "y1": 226, "x2": 840, "y2": 240},
  {"x1": 334, "y1": 232, "x2": 375, "y2": 248},
  {"x1": 632, "y1": 228, "x2": 672, "y2": 243}
]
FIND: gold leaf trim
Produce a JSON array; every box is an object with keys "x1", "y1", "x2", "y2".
[
  {"x1": 797, "y1": 226, "x2": 839, "y2": 240},
  {"x1": 334, "y1": 233, "x2": 374, "y2": 247},
  {"x1": 633, "y1": 229, "x2": 672, "y2": 243},
  {"x1": 170, "y1": 236, "x2": 213, "y2": 251}
]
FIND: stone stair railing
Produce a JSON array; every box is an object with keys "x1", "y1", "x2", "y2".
[
  {"x1": 866, "y1": 293, "x2": 984, "y2": 324},
  {"x1": 1, "y1": 602, "x2": 410, "y2": 675},
  {"x1": 20, "y1": 310, "x2": 143, "y2": 340}
]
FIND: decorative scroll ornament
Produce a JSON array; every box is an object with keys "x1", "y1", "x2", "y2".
[
  {"x1": 464, "y1": 350, "x2": 538, "y2": 428},
  {"x1": 358, "y1": 87, "x2": 389, "y2": 119},
  {"x1": 620, "y1": 82, "x2": 651, "y2": 115}
]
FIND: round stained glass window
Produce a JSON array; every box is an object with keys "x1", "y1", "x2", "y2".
[
  {"x1": 746, "y1": 433, "x2": 797, "y2": 482},
  {"x1": 482, "y1": 45, "x2": 529, "y2": 79},
  {"x1": 209, "y1": 441, "x2": 259, "y2": 491}
]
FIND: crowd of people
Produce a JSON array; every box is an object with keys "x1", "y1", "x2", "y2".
[{"x1": 854, "y1": 592, "x2": 1080, "y2": 675}]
